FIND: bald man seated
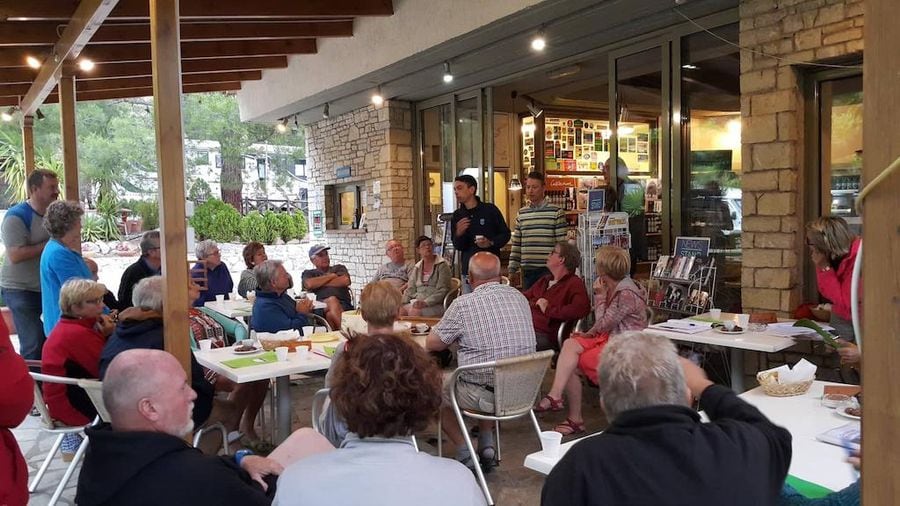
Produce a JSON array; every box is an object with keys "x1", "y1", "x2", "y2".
[{"x1": 76, "y1": 349, "x2": 333, "y2": 506}]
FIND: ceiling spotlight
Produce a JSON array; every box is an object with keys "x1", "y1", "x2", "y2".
[
  {"x1": 682, "y1": 64, "x2": 698, "y2": 70},
  {"x1": 36, "y1": 109, "x2": 45, "y2": 120},
  {"x1": 322, "y1": 102, "x2": 330, "y2": 119},
  {"x1": 442, "y1": 61, "x2": 453, "y2": 83},
  {"x1": 78, "y1": 58, "x2": 95, "y2": 71},
  {"x1": 524, "y1": 96, "x2": 543, "y2": 118},
  {"x1": 275, "y1": 119, "x2": 288, "y2": 134},
  {"x1": 1, "y1": 107, "x2": 14, "y2": 122},
  {"x1": 530, "y1": 29, "x2": 546, "y2": 51},
  {"x1": 26, "y1": 55, "x2": 42, "y2": 69},
  {"x1": 371, "y1": 86, "x2": 384, "y2": 106}
]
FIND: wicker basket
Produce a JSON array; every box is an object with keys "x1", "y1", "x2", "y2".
[
  {"x1": 258, "y1": 338, "x2": 310, "y2": 352},
  {"x1": 756, "y1": 370, "x2": 814, "y2": 397}
]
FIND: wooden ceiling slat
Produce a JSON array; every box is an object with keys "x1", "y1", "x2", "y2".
[
  {"x1": 0, "y1": 20, "x2": 353, "y2": 46},
  {"x1": 0, "y1": 40, "x2": 314, "y2": 67},
  {"x1": 0, "y1": 0, "x2": 394, "y2": 20},
  {"x1": 72, "y1": 71, "x2": 262, "y2": 93},
  {"x1": 0, "y1": 82, "x2": 243, "y2": 106}
]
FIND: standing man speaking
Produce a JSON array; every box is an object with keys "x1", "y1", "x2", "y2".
[{"x1": 450, "y1": 175, "x2": 510, "y2": 292}]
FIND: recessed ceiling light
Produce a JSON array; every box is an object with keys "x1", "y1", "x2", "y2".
[
  {"x1": 371, "y1": 86, "x2": 384, "y2": 106},
  {"x1": 26, "y1": 55, "x2": 42, "y2": 69},
  {"x1": 78, "y1": 58, "x2": 95, "y2": 71},
  {"x1": 682, "y1": 64, "x2": 699, "y2": 70},
  {"x1": 442, "y1": 61, "x2": 453, "y2": 83},
  {"x1": 531, "y1": 30, "x2": 546, "y2": 51}
]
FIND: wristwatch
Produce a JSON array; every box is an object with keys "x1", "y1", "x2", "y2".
[{"x1": 234, "y1": 449, "x2": 254, "y2": 466}]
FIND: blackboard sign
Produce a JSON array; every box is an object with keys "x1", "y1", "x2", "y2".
[
  {"x1": 674, "y1": 236, "x2": 710, "y2": 257},
  {"x1": 588, "y1": 189, "x2": 606, "y2": 211}
]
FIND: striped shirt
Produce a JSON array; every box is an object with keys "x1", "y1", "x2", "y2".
[
  {"x1": 435, "y1": 282, "x2": 536, "y2": 386},
  {"x1": 509, "y1": 200, "x2": 567, "y2": 273}
]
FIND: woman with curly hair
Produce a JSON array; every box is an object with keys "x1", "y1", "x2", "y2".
[
  {"x1": 40, "y1": 200, "x2": 92, "y2": 335},
  {"x1": 274, "y1": 333, "x2": 486, "y2": 506},
  {"x1": 238, "y1": 241, "x2": 267, "y2": 297}
]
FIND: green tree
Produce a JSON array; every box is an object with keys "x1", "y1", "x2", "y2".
[{"x1": 182, "y1": 93, "x2": 304, "y2": 210}]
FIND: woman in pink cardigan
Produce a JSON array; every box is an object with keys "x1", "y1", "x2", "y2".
[
  {"x1": 806, "y1": 216, "x2": 861, "y2": 341},
  {"x1": 534, "y1": 246, "x2": 648, "y2": 435}
]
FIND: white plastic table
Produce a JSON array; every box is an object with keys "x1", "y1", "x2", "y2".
[
  {"x1": 204, "y1": 298, "x2": 326, "y2": 319},
  {"x1": 649, "y1": 313, "x2": 798, "y2": 391},
  {"x1": 524, "y1": 381, "x2": 858, "y2": 493},
  {"x1": 194, "y1": 338, "x2": 339, "y2": 443}
]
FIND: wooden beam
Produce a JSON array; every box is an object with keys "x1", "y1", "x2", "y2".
[
  {"x1": 22, "y1": 115, "x2": 35, "y2": 178},
  {"x1": 19, "y1": 0, "x2": 120, "y2": 116},
  {"x1": 0, "y1": 67, "x2": 38, "y2": 84},
  {"x1": 1, "y1": 0, "x2": 394, "y2": 20},
  {"x1": 0, "y1": 20, "x2": 353, "y2": 45},
  {"x1": 68, "y1": 71, "x2": 260, "y2": 93},
  {"x1": 862, "y1": 0, "x2": 900, "y2": 501},
  {"x1": 58, "y1": 73, "x2": 78, "y2": 201},
  {"x1": 150, "y1": 0, "x2": 192, "y2": 377},
  {"x1": 0, "y1": 81, "x2": 242, "y2": 106},
  {"x1": 77, "y1": 55, "x2": 288, "y2": 79}
]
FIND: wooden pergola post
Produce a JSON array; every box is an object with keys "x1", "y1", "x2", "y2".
[
  {"x1": 58, "y1": 70, "x2": 79, "y2": 202},
  {"x1": 22, "y1": 115, "x2": 35, "y2": 178},
  {"x1": 861, "y1": 0, "x2": 900, "y2": 501},
  {"x1": 150, "y1": 0, "x2": 192, "y2": 375}
]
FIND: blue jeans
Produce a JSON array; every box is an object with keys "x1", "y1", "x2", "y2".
[{"x1": 1, "y1": 288, "x2": 46, "y2": 360}]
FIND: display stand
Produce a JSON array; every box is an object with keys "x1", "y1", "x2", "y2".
[
  {"x1": 646, "y1": 254, "x2": 717, "y2": 317},
  {"x1": 577, "y1": 211, "x2": 631, "y2": 295}
]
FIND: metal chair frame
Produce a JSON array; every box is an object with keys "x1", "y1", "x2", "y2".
[{"x1": 443, "y1": 277, "x2": 462, "y2": 310}]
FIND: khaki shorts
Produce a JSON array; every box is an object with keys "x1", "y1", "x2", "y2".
[{"x1": 442, "y1": 371, "x2": 495, "y2": 414}]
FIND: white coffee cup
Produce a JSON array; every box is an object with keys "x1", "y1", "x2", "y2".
[
  {"x1": 302, "y1": 326, "x2": 315, "y2": 337},
  {"x1": 723, "y1": 320, "x2": 736, "y2": 331},
  {"x1": 296, "y1": 346, "x2": 309, "y2": 360},
  {"x1": 539, "y1": 431, "x2": 563, "y2": 457},
  {"x1": 198, "y1": 339, "x2": 212, "y2": 351},
  {"x1": 306, "y1": 292, "x2": 317, "y2": 303},
  {"x1": 275, "y1": 346, "x2": 289, "y2": 361},
  {"x1": 414, "y1": 323, "x2": 429, "y2": 333},
  {"x1": 215, "y1": 294, "x2": 225, "y2": 303},
  {"x1": 709, "y1": 308, "x2": 722, "y2": 320},
  {"x1": 297, "y1": 291, "x2": 307, "y2": 300},
  {"x1": 737, "y1": 313, "x2": 750, "y2": 329}
]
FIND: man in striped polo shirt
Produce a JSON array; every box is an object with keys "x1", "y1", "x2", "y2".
[{"x1": 509, "y1": 172, "x2": 568, "y2": 290}]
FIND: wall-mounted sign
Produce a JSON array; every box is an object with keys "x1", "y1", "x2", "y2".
[
  {"x1": 336, "y1": 165, "x2": 352, "y2": 179},
  {"x1": 311, "y1": 210, "x2": 324, "y2": 238},
  {"x1": 674, "y1": 236, "x2": 710, "y2": 257}
]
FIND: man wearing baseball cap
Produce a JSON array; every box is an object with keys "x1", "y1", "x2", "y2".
[{"x1": 301, "y1": 245, "x2": 353, "y2": 330}]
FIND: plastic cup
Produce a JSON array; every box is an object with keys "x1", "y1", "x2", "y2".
[
  {"x1": 306, "y1": 292, "x2": 317, "y2": 303},
  {"x1": 539, "y1": 431, "x2": 563, "y2": 457},
  {"x1": 198, "y1": 339, "x2": 212, "y2": 351},
  {"x1": 709, "y1": 308, "x2": 722, "y2": 320},
  {"x1": 286, "y1": 288, "x2": 295, "y2": 298},
  {"x1": 275, "y1": 347, "x2": 289, "y2": 362},
  {"x1": 215, "y1": 294, "x2": 225, "y2": 303},
  {"x1": 302, "y1": 326, "x2": 315, "y2": 337},
  {"x1": 737, "y1": 313, "x2": 750, "y2": 329},
  {"x1": 296, "y1": 346, "x2": 310, "y2": 360},
  {"x1": 242, "y1": 339, "x2": 253, "y2": 347}
]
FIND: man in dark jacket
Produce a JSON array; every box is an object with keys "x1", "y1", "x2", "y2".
[
  {"x1": 542, "y1": 331, "x2": 792, "y2": 506},
  {"x1": 116, "y1": 231, "x2": 161, "y2": 309},
  {"x1": 76, "y1": 349, "x2": 333, "y2": 506},
  {"x1": 450, "y1": 174, "x2": 510, "y2": 292},
  {"x1": 251, "y1": 259, "x2": 313, "y2": 333}
]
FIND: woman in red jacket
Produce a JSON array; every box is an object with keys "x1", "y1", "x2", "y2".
[
  {"x1": 1, "y1": 317, "x2": 33, "y2": 506},
  {"x1": 806, "y1": 216, "x2": 862, "y2": 341},
  {"x1": 522, "y1": 241, "x2": 591, "y2": 351},
  {"x1": 42, "y1": 279, "x2": 116, "y2": 428}
]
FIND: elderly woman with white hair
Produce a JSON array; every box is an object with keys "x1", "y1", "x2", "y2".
[
  {"x1": 250, "y1": 259, "x2": 313, "y2": 334},
  {"x1": 191, "y1": 239, "x2": 234, "y2": 307},
  {"x1": 39, "y1": 200, "x2": 93, "y2": 335}
]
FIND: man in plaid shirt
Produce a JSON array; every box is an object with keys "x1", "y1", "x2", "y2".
[{"x1": 427, "y1": 252, "x2": 536, "y2": 471}]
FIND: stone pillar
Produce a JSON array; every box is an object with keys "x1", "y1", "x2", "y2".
[{"x1": 739, "y1": 0, "x2": 864, "y2": 315}]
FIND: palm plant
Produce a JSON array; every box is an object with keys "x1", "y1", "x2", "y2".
[{"x1": 0, "y1": 128, "x2": 64, "y2": 201}]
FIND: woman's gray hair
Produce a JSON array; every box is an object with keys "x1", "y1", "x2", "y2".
[
  {"x1": 195, "y1": 240, "x2": 218, "y2": 260},
  {"x1": 131, "y1": 275, "x2": 164, "y2": 311},
  {"x1": 597, "y1": 331, "x2": 689, "y2": 422},
  {"x1": 44, "y1": 200, "x2": 84, "y2": 239},
  {"x1": 254, "y1": 259, "x2": 283, "y2": 291}
]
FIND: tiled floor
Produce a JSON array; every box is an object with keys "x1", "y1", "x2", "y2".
[{"x1": 14, "y1": 370, "x2": 610, "y2": 505}]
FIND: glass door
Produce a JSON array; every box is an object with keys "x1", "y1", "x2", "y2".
[{"x1": 819, "y1": 75, "x2": 863, "y2": 231}]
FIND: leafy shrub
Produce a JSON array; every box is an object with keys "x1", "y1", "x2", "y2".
[
  {"x1": 188, "y1": 179, "x2": 213, "y2": 202},
  {"x1": 274, "y1": 212, "x2": 298, "y2": 242},
  {"x1": 239, "y1": 211, "x2": 276, "y2": 244},
  {"x1": 128, "y1": 200, "x2": 159, "y2": 231},
  {"x1": 191, "y1": 198, "x2": 240, "y2": 242},
  {"x1": 81, "y1": 214, "x2": 105, "y2": 242},
  {"x1": 97, "y1": 194, "x2": 121, "y2": 241},
  {"x1": 292, "y1": 211, "x2": 308, "y2": 240}
]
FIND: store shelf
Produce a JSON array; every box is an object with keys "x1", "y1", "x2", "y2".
[{"x1": 546, "y1": 170, "x2": 608, "y2": 178}]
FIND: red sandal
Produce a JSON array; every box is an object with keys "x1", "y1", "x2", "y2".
[
  {"x1": 534, "y1": 394, "x2": 565, "y2": 413},
  {"x1": 554, "y1": 418, "x2": 586, "y2": 436}
]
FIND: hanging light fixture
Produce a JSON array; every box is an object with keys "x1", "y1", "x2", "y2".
[
  {"x1": 442, "y1": 61, "x2": 453, "y2": 83},
  {"x1": 508, "y1": 176, "x2": 523, "y2": 191},
  {"x1": 371, "y1": 86, "x2": 384, "y2": 106},
  {"x1": 530, "y1": 28, "x2": 546, "y2": 51},
  {"x1": 275, "y1": 118, "x2": 288, "y2": 133},
  {"x1": 36, "y1": 109, "x2": 45, "y2": 120},
  {"x1": 524, "y1": 96, "x2": 543, "y2": 118},
  {"x1": 322, "y1": 102, "x2": 330, "y2": 119}
]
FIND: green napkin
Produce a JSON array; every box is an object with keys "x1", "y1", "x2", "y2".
[
  {"x1": 785, "y1": 475, "x2": 833, "y2": 499},
  {"x1": 688, "y1": 316, "x2": 719, "y2": 323},
  {"x1": 221, "y1": 352, "x2": 278, "y2": 369}
]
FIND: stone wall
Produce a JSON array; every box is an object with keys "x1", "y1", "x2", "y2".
[
  {"x1": 739, "y1": 0, "x2": 863, "y2": 315},
  {"x1": 305, "y1": 101, "x2": 415, "y2": 299}
]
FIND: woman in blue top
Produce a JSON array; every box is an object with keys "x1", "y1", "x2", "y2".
[
  {"x1": 191, "y1": 240, "x2": 234, "y2": 306},
  {"x1": 250, "y1": 259, "x2": 314, "y2": 333},
  {"x1": 40, "y1": 200, "x2": 92, "y2": 335}
]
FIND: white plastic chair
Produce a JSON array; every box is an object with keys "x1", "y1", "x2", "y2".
[
  {"x1": 28, "y1": 372, "x2": 96, "y2": 506},
  {"x1": 443, "y1": 277, "x2": 462, "y2": 310},
  {"x1": 437, "y1": 350, "x2": 554, "y2": 505}
]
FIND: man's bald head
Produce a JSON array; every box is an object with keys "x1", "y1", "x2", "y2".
[
  {"x1": 468, "y1": 252, "x2": 501, "y2": 287},
  {"x1": 103, "y1": 349, "x2": 195, "y2": 435}
]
